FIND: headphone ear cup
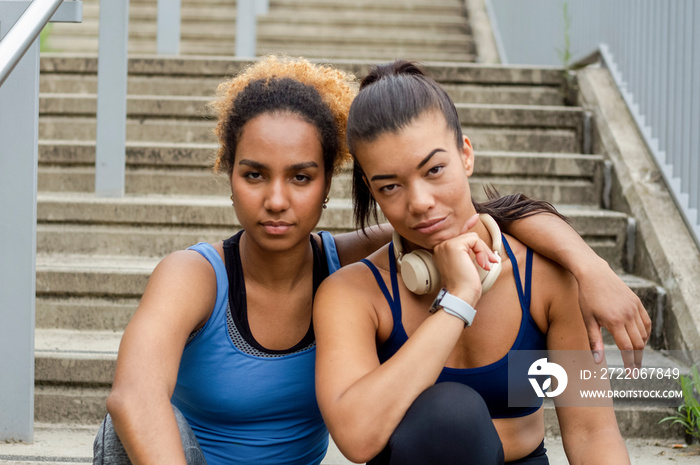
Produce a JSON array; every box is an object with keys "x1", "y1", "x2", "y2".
[{"x1": 400, "y1": 249, "x2": 442, "y2": 295}]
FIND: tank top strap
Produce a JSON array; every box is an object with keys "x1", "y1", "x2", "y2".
[
  {"x1": 317, "y1": 230, "x2": 341, "y2": 275},
  {"x1": 186, "y1": 242, "x2": 228, "y2": 299},
  {"x1": 359, "y1": 242, "x2": 402, "y2": 320},
  {"x1": 501, "y1": 235, "x2": 533, "y2": 312}
]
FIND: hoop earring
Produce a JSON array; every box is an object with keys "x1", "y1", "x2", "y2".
[
  {"x1": 230, "y1": 194, "x2": 235, "y2": 207},
  {"x1": 322, "y1": 196, "x2": 329, "y2": 210}
]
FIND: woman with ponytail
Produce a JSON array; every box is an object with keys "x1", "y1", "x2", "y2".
[{"x1": 314, "y1": 61, "x2": 632, "y2": 464}]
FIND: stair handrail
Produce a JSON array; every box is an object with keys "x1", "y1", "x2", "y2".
[
  {"x1": 485, "y1": 0, "x2": 700, "y2": 250},
  {"x1": 0, "y1": 0, "x2": 64, "y2": 87}
]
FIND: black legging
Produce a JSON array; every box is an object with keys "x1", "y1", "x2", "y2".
[{"x1": 368, "y1": 382, "x2": 548, "y2": 465}]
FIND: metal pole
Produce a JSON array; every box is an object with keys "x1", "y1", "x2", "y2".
[
  {"x1": 0, "y1": 0, "x2": 63, "y2": 86},
  {"x1": 95, "y1": 0, "x2": 129, "y2": 196},
  {"x1": 256, "y1": 0, "x2": 269, "y2": 15},
  {"x1": 0, "y1": 0, "x2": 39, "y2": 442},
  {"x1": 235, "y1": 0, "x2": 256, "y2": 58},
  {"x1": 157, "y1": 0, "x2": 180, "y2": 55},
  {"x1": 691, "y1": 0, "x2": 700, "y2": 210}
]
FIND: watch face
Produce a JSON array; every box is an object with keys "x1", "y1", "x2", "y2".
[{"x1": 430, "y1": 288, "x2": 448, "y2": 313}]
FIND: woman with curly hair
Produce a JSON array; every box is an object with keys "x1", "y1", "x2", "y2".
[
  {"x1": 93, "y1": 56, "x2": 380, "y2": 465},
  {"x1": 93, "y1": 56, "x2": 647, "y2": 465}
]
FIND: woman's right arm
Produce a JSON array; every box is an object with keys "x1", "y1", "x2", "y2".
[
  {"x1": 314, "y1": 233, "x2": 496, "y2": 463},
  {"x1": 106, "y1": 250, "x2": 216, "y2": 465},
  {"x1": 314, "y1": 268, "x2": 466, "y2": 463}
]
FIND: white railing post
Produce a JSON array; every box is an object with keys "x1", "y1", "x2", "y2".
[
  {"x1": 0, "y1": 1, "x2": 38, "y2": 442},
  {"x1": 95, "y1": 0, "x2": 128, "y2": 196},
  {"x1": 235, "y1": 0, "x2": 256, "y2": 57},
  {"x1": 0, "y1": 0, "x2": 81, "y2": 442},
  {"x1": 157, "y1": 0, "x2": 181, "y2": 55}
]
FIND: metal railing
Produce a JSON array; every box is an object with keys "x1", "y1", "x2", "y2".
[
  {"x1": 486, "y1": 0, "x2": 700, "y2": 248},
  {"x1": 0, "y1": 0, "x2": 81, "y2": 442},
  {"x1": 98, "y1": 0, "x2": 267, "y2": 195},
  {"x1": 0, "y1": 0, "x2": 67, "y2": 85}
]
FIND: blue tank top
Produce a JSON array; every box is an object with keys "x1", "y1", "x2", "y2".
[
  {"x1": 172, "y1": 231, "x2": 340, "y2": 465},
  {"x1": 361, "y1": 235, "x2": 547, "y2": 419}
]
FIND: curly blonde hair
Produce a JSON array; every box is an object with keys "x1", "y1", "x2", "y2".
[{"x1": 211, "y1": 56, "x2": 357, "y2": 175}]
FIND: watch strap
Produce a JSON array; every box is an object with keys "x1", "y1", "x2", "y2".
[{"x1": 436, "y1": 291, "x2": 477, "y2": 326}]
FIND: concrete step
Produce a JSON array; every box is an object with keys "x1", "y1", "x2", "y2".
[
  {"x1": 35, "y1": 204, "x2": 621, "y2": 270},
  {"x1": 39, "y1": 74, "x2": 563, "y2": 106},
  {"x1": 36, "y1": 253, "x2": 158, "y2": 298},
  {"x1": 66, "y1": 0, "x2": 465, "y2": 18},
  {"x1": 261, "y1": 11, "x2": 470, "y2": 32},
  {"x1": 1, "y1": 427, "x2": 698, "y2": 465},
  {"x1": 38, "y1": 96, "x2": 582, "y2": 128},
  {"x1": 33, "y1": 273, "x2": 663, "y2": 335},
  {"x1": 38, "y1": 55, "x2": 565, "y2": 87},
  {"x1": 47, "y1": 4, "x2": 474, "y2": 59},
  {"x1": 33, "y1": 325, "x2": 689, "y2": 434},
  {"x1": 40, "y1": 74, "x2": 222, "y2": 97},
  {"x1": 37, "y1": 120, "x2": 578, "y2": 152},
  {"x1": 37, "y1": 103, "x2": 583, "y2": 152},
  {"x1": 37, "y1": 296, "x2": 139, "y2": 331},
  {"x1": 37, "y1": 166, "x2": 601, "y2": 208},
  {"x1": 37, "y1": 145, "x2": 603, "y2": 201},
  {"x1": 52, "y1": 20, "x2": 472, "y2": 44},
  {"x1": 44, "y1": 37, "x2": 476, "y2": 62},
  {"x1": 37, "y1": 164, "x2": 604, "y2": 208},
  {"x1": 34, "y1": 193, "x2": 627, "y2": 268},
  {"x1": 267, "y1": 0, "x2": 466, "y2": 15},
  {"x1": 75, "y1": 3, "x2": 468, "y2": 28}
]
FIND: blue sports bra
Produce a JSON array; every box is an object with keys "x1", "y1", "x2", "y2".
[{"x1": 361, "y1": 235, "x2": 547, "y2": 419}]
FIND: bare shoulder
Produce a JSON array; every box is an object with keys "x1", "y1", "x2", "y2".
[
  {"x1": 317, "y1": 259, "x2": 377, "y2": 299},
  {"x1": 135, "y1": 245, "x2": 221, "y2": 333},
  {"x1": 315, "y1": 246, "x2": 389, "y2": 318}
]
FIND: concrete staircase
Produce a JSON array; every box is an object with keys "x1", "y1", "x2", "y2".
[
  {"x1": 45, "y1": 0, "x2": 475, "y2": 62},
  {"x1": 5, "y1": 0, "x2": 693, "y2": 462},
  {"x1": 34, "y1": 54, "x2": 680, "y2": 424}
]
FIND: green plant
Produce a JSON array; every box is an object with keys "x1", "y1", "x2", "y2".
[
  {"x1": 557, "y1": 2, "x2": 572, "y2": 69},
  {"x1": 556, "y1": 2, "x2": 578, "y2": 106},
  {"x1": 660, "y1": 364, "x2": 700, "y2": 444},
  {"x1": 40, "y1": 23, "x2": 53, "y2": 53}
]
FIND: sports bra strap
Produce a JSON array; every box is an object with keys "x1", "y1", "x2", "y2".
[
  {"x1": 501, "y1": 235, "x2": 533, "y2": 312},
  {"x1": 524, "y1": 245, "x2": 533, "y2": 310},
  {"x1": 360, "y1": 259, "x2": 394, "y2": 306},
  {"x1": 360, "y1": 242, "x2": 403, "y2": 317}
]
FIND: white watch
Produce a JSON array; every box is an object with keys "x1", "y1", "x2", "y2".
[{"x1": 429, "y1": 288, "x2": 477, "y2": 326}]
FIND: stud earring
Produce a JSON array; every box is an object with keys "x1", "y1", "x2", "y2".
[
  {"x1": 322, "y1": 196, "x2": 329, "y2": 210},
  {"x1": 230, "y1": 194, "x2": 235, "y2": 207}
]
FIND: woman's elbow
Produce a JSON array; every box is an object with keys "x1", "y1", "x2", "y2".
[
  {"x1": 330, "y1": 425, "x2": 388, "y2": 464},
  {"x1": 105, "y1": 386, "x2": 131, "y2": 419},
  {"x1": 335, "y1": 439, "x2": 383, "y2": 464},
  {"x1": 106, "y1": 383, "x2": 148, "y2": 422}
]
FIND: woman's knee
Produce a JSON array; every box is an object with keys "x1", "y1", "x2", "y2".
[
  {"x1": 382, "y1": 383, "x2": 504, "y2": 465},
  {"x1": 93, "y1": 405, "x2": 206, "y2": 465}
]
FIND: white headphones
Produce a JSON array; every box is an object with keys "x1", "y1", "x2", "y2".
[{"x1": 392, "y1": 214, "x2": 503, "y2": 295}]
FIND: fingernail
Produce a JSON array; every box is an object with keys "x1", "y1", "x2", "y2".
[{"x1": 593, "y1": 351, "x2": 602, "y2": 364}]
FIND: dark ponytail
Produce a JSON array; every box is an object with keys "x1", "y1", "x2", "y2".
[
  {"x1": 348, "y1": 60, "x2": 568, "y2": 232},
  {"x1": 476, "y1": 185, "x2": 569, "y2": 231}
]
